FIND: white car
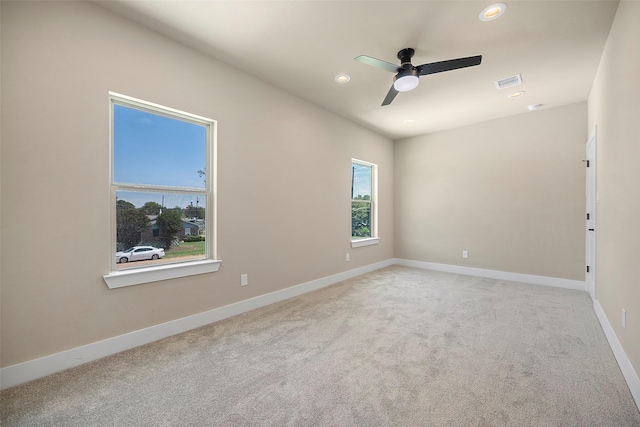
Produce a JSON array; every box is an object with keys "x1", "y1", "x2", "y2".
[{"x1": 116, "y1": 246, "x2": 165, "y2": 263}]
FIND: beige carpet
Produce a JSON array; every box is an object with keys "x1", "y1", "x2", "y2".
[{"x1": 2, "y1": 266, "x2": 639, "y2": 426}]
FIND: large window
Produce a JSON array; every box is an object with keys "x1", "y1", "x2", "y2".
[
  {"x1": 104, "y1": 93, "x2": 220, "y2": 288},
  {"x1": 351, "y1": 159, "x2": 379, "y2": 248}
]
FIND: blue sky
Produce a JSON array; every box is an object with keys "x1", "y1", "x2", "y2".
[
  {"x1": 352, "y1": 163, "x2": 372, "y2": 199},
  {"x1": 114, "y1": 104, "x2": 206, "y2": 189}
]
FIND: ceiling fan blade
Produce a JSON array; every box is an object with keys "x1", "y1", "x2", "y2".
[
  {"x1": 381, "y1": 85, "x2": 399, "y2": 106},
  {"x1": 417, "y1": 55, "x2": 482, "y2": 76},
  {"x1": 355, "y1": 55, "x2": 401, "y2": 73}
]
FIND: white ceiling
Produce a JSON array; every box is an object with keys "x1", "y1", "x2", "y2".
[{"x1": 98, "y1": 1, "x2": 619, "y2": 140}]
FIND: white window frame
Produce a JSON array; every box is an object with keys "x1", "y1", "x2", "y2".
[
  {"x1": 103, "y1": 92, "x2": 221, "y2": 288},
  {"x1": 351, "y1": 158, "x2": 380, "y2": 248}
]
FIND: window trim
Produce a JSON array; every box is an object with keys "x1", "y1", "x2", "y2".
[
  {"x1": 351, "y1": 237, "x2": 381, "y2": 248},
  {"x1": 351, "y1": 158, "x2": 379, "y2": 247},
  {"x1": 103, "y1": 259, "x2": 221, "y2": 289},
  {"x1": 104, "y1": 92, "x2": 220, "y2": 288}
]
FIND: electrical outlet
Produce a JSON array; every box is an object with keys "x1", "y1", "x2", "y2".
[
  {"x1": 241, "y1": 274, "x2": 248, "y2": 287},
  {"x1": 622, "y1": 309, "x2": 626, "y2": 329},
  {"x1": 346, "y1": 253, "x2": 350, "y2": 262},
  {"x1": 462, "y1": 250, "x2": 469, "y2": 259}
]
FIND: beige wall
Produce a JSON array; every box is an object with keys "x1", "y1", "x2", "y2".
[
  {"x1": 394, "y1": 103, "x2": 587, "y2": 280},
  {"x1": 588, "y1": 1, "x2": 640, "y2": 377},
  {"x1": 0, "y1": 2, "x2": 393, "y2": 367},
  {"x1": 3, "y1": 0, "x2": 636, "y2": 382}
]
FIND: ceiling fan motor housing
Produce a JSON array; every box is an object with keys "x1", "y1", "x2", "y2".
[
  {"x1": 393, "y1": 48, "x2": 420, "y2": 92},
  {"x1": 394, "y1": 67, "x2": 419, "y2": 82}
]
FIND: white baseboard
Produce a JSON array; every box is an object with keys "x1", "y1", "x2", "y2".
[
  {"x1": 593, "y1": 299, "x2": 640, "y2": 411},
  {"x1": 0, "y1": 258, "x2": 394, "y2": 390},
  {"x1": 393, "y1": 258, "x2": 586, "y2": 291}
]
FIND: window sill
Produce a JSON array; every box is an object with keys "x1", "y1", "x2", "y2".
[
  {"x1": 351, "y1": 237, "x2": 380, "y2": 248},
  {"x1": 103, "y1": 259, "x2": 222, "y2": 289}
]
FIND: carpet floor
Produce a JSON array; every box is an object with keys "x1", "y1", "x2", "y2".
[{"x1": 2, "y1": 266, "x2": 639, "y2": 426}]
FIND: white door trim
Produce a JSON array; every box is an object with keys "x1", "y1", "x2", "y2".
[{"x1": 585, "y1": 125, "x2": 597, "y2": 301}]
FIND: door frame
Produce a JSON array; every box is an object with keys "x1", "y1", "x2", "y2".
[{"x1": 585, "y1": 126, "x2": 597, "y2": 300}]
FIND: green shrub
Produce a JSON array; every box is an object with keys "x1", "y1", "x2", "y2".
[{"x1": 183, "y1": 235, "x2": 205, "y2": 242}]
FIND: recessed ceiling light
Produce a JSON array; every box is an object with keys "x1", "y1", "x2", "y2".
[
  {"x1": 507, "y1": 91, "x2": 525, "y2": 98},
  {"x1": 479, "y1": 3, "x2": 507, "y2": 21},
  {"x1": 334, "y1": 74, "x2": 350, "y2": 83},
  {"x1": 527, "y1": 104, "x2": 543, "y2": 111},
  {"x1": 403, "y1": 119, "x2": 415, "y2": 125}
]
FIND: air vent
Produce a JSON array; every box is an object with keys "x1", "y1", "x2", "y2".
[{"x1": 494, "y1": 74, "x2": 522, "y2": 90}]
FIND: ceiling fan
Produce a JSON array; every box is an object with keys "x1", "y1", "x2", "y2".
[{"x1": 355, "y1": 48, "x2": 482, "y2": 106}]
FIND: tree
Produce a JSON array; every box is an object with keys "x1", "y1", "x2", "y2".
[
  {"x1": 116, "y1": 199, "x2": 136, "y2": 210},
  {"x1": 185, "y1": 202, "x2": 205, "y2": 220},
  {"x1": 351, "y1": 195, "x2": 371, "y2": 238},
  {"x1": 117, "y1": 209, "x2": 150, "y2": 249},
  {"x1": 156, "y1": 210, "x2": 183, "y2": 249},
  {"x1": 168, "y1": 205, "x2": 183, "y2": 214},
  {"x1": 140, "y1": 201, "x2": 162, "y2": 215}
]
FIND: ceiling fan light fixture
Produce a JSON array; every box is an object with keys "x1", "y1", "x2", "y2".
[
  {"x1": 480, "y1": 3, "x2": 507, "y2": 21},
  {"x1": 394, "y1": 75, "x2": 419, "y2": 92}
]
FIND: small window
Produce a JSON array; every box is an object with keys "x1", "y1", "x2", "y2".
[
  {"x1": 104, "y1": 93, "x2": 220, "y2": 288},
  {"x1": 351, "y1": 159, "x2": 379, "y2": 247}
]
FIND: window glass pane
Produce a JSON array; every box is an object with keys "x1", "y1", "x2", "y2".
[
  {"x1": 113, "y1": 104, "x2": 206, "y2": 189},
  {"x1": 115, "y1": 190, "x2": 206, "y2": 270},
  {"x1": 351, "y1": 163, "x2": 372, "y2": 200},
  {"x1": 352, "y1": 201, "x2": 371, "y2": 238}
]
